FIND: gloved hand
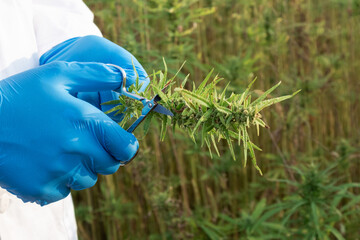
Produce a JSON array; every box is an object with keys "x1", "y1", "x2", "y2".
[
  {"x1": 0, "y1": 62, "x2": 138, "y2": 205},
  {"x1": 40, "y1": 35, "x2": 150, "y2": 121}
]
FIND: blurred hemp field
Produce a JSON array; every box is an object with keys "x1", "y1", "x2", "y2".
[{"x1": 74, "y1": 0, "x2": 360, "y2": 239}]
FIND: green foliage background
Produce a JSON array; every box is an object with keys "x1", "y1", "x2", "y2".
[{"x1": 73, "y1": 0, "x2": 360, "y2": 239}]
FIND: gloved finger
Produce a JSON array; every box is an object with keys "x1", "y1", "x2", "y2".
[
  {"x1": 77, "y1": 92, "x2": 101, "y2": 109},
  {"x1": 48, "y1": 151, "x2": 99, "y2": 191},
  {"x1": 49, "y1": 61, "x2": 124, "y2": 93},
  {"x1": 79, "y1": 128, "x2": 123, "y2": 176},
  {"x1": 5, "y1": 177, "x2": 71, "y2": 206},
  {"x1": 91, "y1": 114, "x2": 139, "y2": 164},
  {"x1": 65, "y1": 144, "x2": 120, "y2": 191},
  {"x1": 63, "y1": 120, "x2": 126, "y2": 175},
  {"x1": 40, "y1": 36, "x2": 150, "y2": 92},
  {"x1": 68, "y1": 162, "x2": 98, "y2": 191},
  {"x1": 35, "y1": 185, "x2": 70, "y2": 206},
  {"x1": 83, "y1": 35, "x2": 150, "y2": 90},
  {"x1": 76, "y1": 91, "x2": 123, "y2": 122}
]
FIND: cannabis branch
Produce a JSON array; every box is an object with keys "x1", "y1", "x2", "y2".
[{"x1": 103, "y1": 63, "x2": 300, "y2": 175}]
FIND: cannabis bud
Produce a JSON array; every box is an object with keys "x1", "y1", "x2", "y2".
[{"x1": 103, "y1": 62, "x2": 300, "y2": 175}]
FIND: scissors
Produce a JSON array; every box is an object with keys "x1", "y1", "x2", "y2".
[{"x1": 107, "y1": 64, "x2": 174, "y2": 133}]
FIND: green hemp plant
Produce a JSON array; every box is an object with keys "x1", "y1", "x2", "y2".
[{"x1": 103, "y1": 62, "x2": 300, "y2": 175}]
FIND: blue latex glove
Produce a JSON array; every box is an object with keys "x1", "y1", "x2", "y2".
[
  {"x1": 0, "y1": 62, "x2": 138, "y2": 205},
  {"x1": 40, "y1": 35, "x2": 150, "y2": 121}
]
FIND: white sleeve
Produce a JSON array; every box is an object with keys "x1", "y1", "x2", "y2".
[{"x1": 33, "y1": 0, "x2": 103, "y2": 57}]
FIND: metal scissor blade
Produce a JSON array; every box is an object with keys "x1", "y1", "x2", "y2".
[{"x1": 153, "y1": 104, "x2": 174, "y2": 117}]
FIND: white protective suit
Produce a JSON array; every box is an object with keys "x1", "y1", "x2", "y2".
[{"x1": 0, "y1": 0, "x2": 102, "y2": 239}]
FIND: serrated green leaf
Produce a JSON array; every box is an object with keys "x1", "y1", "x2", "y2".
[
  {"x1": 160, "y1": 114, "x2": 168, "y2": 141},
  {"x1": 256, "y1": 93, "x2": 296, "y2": 112},
  {"x1": 227, "y1": 137, "x2": 236, "y2": 161},
  {"x1": 104, "y1": 104, "x2": 126, "y2": 115},
  {"x1": 181, "y1": 73, "x2": 190, "y2": 88},
  {"x1": 175, "y1": 88, "x2": 212, "y2": 108},
  {"x1": 204, "y1": 136, "x2": 213, "y2": 158},
  {"x1": 101, "y1": 100, "x2": 122, "y2": 105},
  {"x1": 169, "y1": 61, "x2": 186, "y2": 82},
  {"x1": 213, "y1": 102, "x2": 232, "y2": 114},
  {"x1": 210, "y1": 134, "x2": 220, "y2": 156},
  {"x1": 152, "y1": 85, "x2": 169, "y2": 102},
  {"x1": 239, "y1": 77, "x2": 257, "y2": 105},
  {"x1": 249, "y1": 141, "x2": 262, "y2": 175},
  {"x1": 143, "y1": 112, "x2": 154, "y2": 135},
  {"x1": 192, "y1": 109, "x2": 213, "y2": 136},
  {"x1": 219, "y1": 81, "x2": 231, "y2": 103},
  {"x1": 242, "y1": 126, "x2": 248, "y2": 167},
  {"x1": 158, "y1": 71, "x2": 165, "y2": 88},
  {"x1": 196, "y1": 68, "x2": 214, "y2": 94},
  {"x1": 162, "y1": 57, "x2": 168, "y2": 80},
  {"x1": 251, "y1": 81, "x2": 281, "y2": 106}
]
